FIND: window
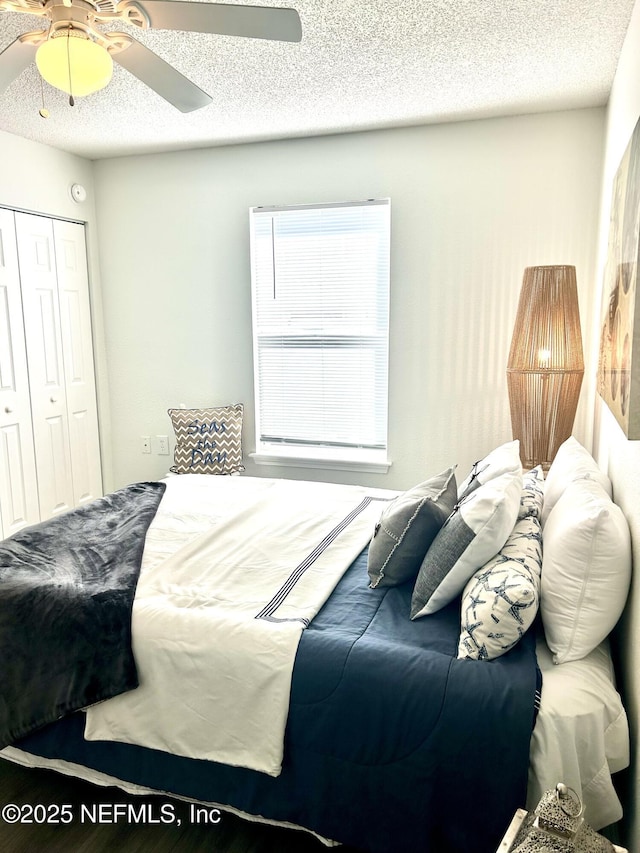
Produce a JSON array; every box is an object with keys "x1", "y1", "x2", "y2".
[{"x1": 250, "y1": 199, "x2": 390, "y2": 471}]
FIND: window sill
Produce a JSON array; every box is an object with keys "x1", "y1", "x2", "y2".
[{"x1": 249, "y1": 450, "x2": 391, "y2": 474}]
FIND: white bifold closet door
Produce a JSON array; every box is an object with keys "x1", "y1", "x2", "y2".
[
  {"x1": 9, "y1": 211, "x2": 102, "y2": 526},
  {"x1": 52, "y1": 218, "x2": 102, "y2": 508},
  {"x1": 0, "y1": 209, "x2": 40, "y2": 538}
]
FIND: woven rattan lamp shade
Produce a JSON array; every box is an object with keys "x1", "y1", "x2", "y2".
[{"x1": 507, "y1": 265, "x2": 584, "y2": 471}]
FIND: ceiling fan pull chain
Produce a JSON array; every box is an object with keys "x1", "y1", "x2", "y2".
[
  {"x1": 39, "y1": 74, "x2": 49, "y2": 118},
  {"x1": 67, "y1": 27, "x2": 74, "y2": 106}
]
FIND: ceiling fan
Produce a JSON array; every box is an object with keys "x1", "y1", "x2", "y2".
[{"x1": 0, "y1": 0, "x2": 302, "y2": 111}]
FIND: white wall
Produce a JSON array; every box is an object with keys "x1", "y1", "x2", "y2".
[
  {"x1": 0, "y1": 131, "x2": 94, "y2": 219},
  {"x1": 593, "y1": 1, "x2": 640, "y2": 848},
  {"x1": 94, "y1": 108, "x2": 605, "y2": 493},
  {"x1": 0, "y1": 130, "x2": 112, "y2": 488}
]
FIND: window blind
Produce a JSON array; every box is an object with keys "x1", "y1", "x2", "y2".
[{"x1": 250, "y1": 200, "x2": 390, "y2": 460}]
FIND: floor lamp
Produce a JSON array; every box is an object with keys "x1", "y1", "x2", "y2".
[{"x1": 506, "y1": 265, "x2": 584, "y2": 471}]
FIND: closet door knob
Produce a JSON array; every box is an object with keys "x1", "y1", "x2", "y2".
[
  {"x1": 4, "y1": 406, "x2": 12, "y2": 413},
  {"x1": 50, "y1": 396, "x2": 58, "y2": 403}
]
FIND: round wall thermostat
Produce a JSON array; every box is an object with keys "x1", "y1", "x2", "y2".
[{"x1": 70, "y1": 183, "x2": 87, "y2": 203}]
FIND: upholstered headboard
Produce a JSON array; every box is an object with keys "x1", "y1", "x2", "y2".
[{"x1": 596, "y1": 422, "x2": 640, "y2": 852}]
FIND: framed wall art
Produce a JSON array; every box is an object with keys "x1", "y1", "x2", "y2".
[{"x1": 597, "y1": 115, "x2": 640, "y2": 438}]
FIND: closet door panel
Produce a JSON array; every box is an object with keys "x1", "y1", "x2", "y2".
[
  {"x1": 15, "y1": 212, "x2": 73, "y2": 519},
  {"x1": 0, "y1": 424, "x2": 36, "y2": 536},
  {"x1": 54, "y1": 220, "x2": 102, "y2": 504},
  {"x1": 0, "y1": 209, "x2": 39, "y2": 537}
]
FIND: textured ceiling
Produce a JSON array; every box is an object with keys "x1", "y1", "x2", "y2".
[{"x1": 0, "y1": 0, "x2": 635, "y2": 160}]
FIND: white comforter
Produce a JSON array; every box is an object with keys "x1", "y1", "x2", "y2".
[{"x1": 84, "y1": 474, "x2": 392, "y2": 776}]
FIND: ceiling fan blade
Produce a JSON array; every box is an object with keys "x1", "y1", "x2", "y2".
[
  {"x1": 0, "y1": 37, "x2": 37, "y2": 96},
  {"x1": 139, "y1": 1, "x2": 302, "y2": 42},
  {"x1": 113, "y1": 37, "x2": 212, "y2": 112}
]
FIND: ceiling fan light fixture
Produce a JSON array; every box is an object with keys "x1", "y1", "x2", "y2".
[{"x1": 36, "y1": 31, "x2": 113, "y2": 97}]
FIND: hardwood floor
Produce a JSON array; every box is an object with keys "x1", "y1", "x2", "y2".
[{"x1": 0, "y1": 758, "x2": 357, "y2": 852}]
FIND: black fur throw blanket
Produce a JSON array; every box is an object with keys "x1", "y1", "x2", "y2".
[{"x1": 0, "y1": 481, "x2": 166, "y2": 748}]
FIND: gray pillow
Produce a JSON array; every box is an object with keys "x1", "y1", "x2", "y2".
[
  {"x1": 411, "y1": 467, "x2": 523, "y2": 618},
  {"x1": 368, "y1": 467, "x2": 457, "y2": 589}
]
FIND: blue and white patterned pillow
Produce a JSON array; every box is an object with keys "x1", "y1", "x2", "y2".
[
  {"x1": 457, "y1": 516, "x2": 542, "y2": 661},
  {"x1": 518, "y1": 466, "x2": 544, "y2": 520},
  {"x1": 457, "y1": 439, "x2": 521, "y2": 500}
]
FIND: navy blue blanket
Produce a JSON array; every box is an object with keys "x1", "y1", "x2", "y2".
[
  {"x1": 10, "y1": 543, "x2": 540, "y2": 853},
  {"x1": 0, "y1": 482, "x2": 165, "y2": 748}
]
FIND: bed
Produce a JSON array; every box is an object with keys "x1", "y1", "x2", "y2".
[{"x1": 0, "y1": 438, "x2": 632, "y2": 853}]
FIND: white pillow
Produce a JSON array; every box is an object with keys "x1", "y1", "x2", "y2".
[
  {"x1": 457, "y1": 439, "x2": 521, "y2": 499},
  {"x1": 411, "y1": 467, "x2": 523, "y2": 618},
  {"x1": 542, "y1": 436, "x2": 612, "y2": 525},
  {"x1": 541, "y1": 479, "x2": 631, "y2": 664}
]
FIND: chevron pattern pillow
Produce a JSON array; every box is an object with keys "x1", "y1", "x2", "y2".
[
  {"x1": 457, "y1": 516, "x2": 542, "y2": 661},
  {"x1": 168, "y1": 404, "x2": 244, "y2": 475}
]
